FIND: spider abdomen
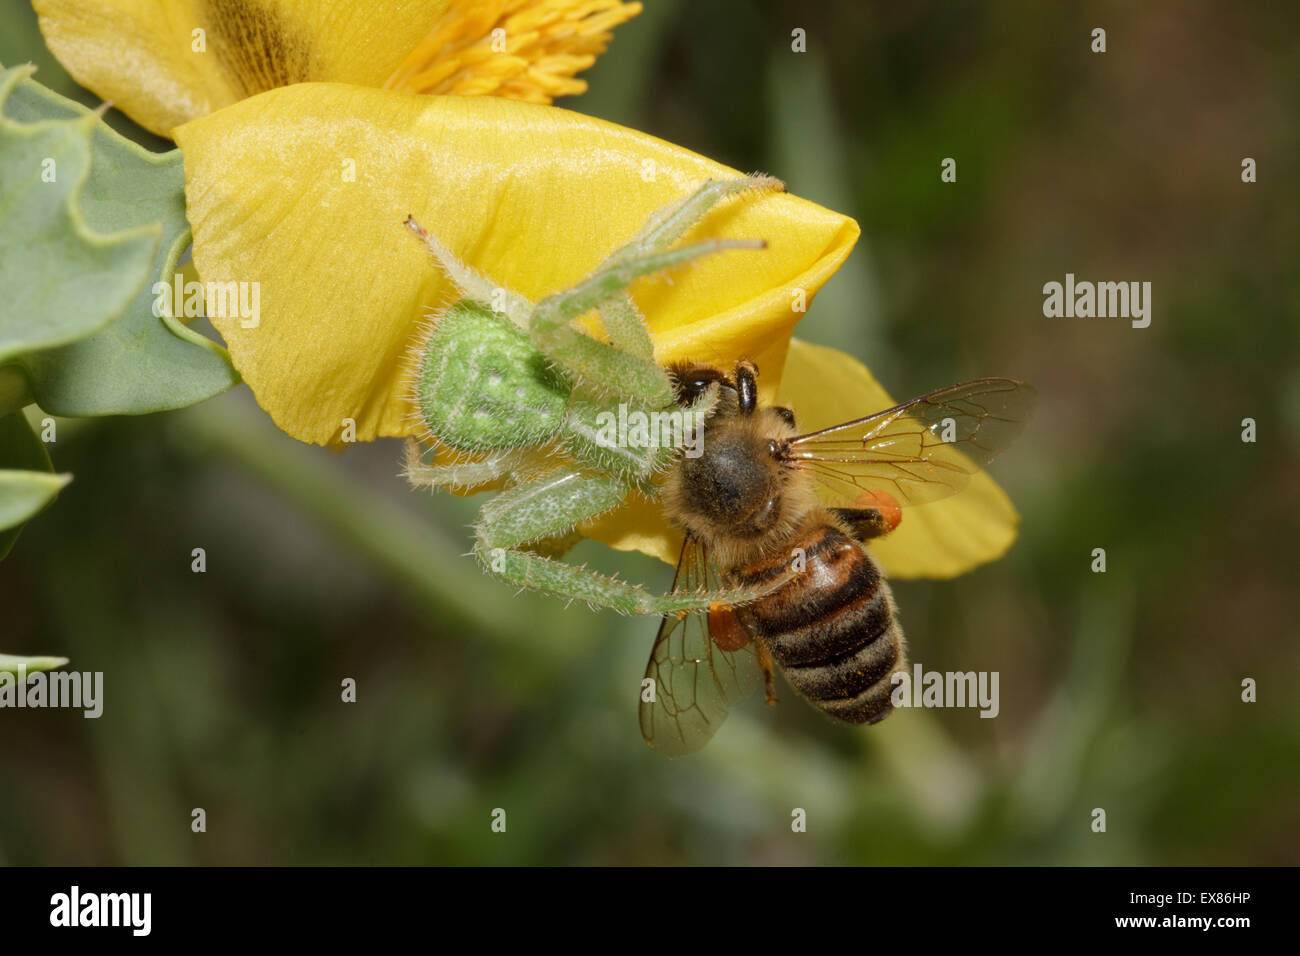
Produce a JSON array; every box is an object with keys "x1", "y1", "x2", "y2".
[{"x1": 413, "y1": 301, "x2": 570, "y2": 451}]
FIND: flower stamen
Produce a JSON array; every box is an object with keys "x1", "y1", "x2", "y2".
[{"x1": 383, "y1": 0, "x2": 642, "y2": 103}]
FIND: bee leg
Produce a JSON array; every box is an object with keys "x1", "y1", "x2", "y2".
[
  {"x1": 831, "y1": 505, "x2": 899, "y2": 541},
  {"x1": 757, "y1": 640, "x2": 778, "y2": 706}
]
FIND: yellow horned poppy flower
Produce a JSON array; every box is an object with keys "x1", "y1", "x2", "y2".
[
  {"x1": 35, "y1": 0, "x2": 641, "y2": 136},
  {"x1": 36, "y1": 0, "x2": 1019, "y2": 579},
  {"x1": 172, "y1": 82, "x2": 1018, "y2": 578}
]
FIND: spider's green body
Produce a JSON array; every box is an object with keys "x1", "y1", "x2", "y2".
[
  {"x1": 415, "y1": 301, "x2": 571, "y2": 452},
  {"x1": 404, "y1": 175, "x2": 779, "y2": 615}
]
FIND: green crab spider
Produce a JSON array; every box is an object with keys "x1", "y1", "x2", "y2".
[{"x1": 403, "y1": 174, "x2": 783, "y2": 615}]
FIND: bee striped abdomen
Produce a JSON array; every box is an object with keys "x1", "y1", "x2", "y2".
[{"x1": 732, "y1": 522, "x2": 905, "y2": 725}]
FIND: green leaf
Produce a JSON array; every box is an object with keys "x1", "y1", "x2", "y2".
[
  {"x1": 0, "y1": 409, "x2": 63, "y2": 559},
  {"x1": 0, "y1": 468, "x2": 68, "y2": 529},
  {"x1": 0, "y1": 64, "x2": 158, "y2": 365},
  {"x1": 0, "y1": 654, "x2": 69, "y2": 675},
  {"x1": 0, "y1": 406, "x2": 69, "y2": 663},
  {"x1": 0, "y1": 63, "x2": 239, "y2": 414}
]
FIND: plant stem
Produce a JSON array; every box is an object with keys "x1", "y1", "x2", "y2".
[
  {"x1": 180, "y1": 395, "x2": 546, "y2": 650},
  {"x1": 0, "y1": 366, "x2": 32, "y2": 419}
]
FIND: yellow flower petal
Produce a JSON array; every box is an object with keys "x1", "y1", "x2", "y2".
[
  {"x1": 385, "y1": 0, "x2": 642, "y2": 103},
  {"x1": 174, "y1": 83, "x2": 859, "y2": 448},
  {"x1": 35, "y1": 0, "x2": 454, "y2": 135},
  {"x1": 774, "y1": 338, "x2": 1020, "y2": 579}
]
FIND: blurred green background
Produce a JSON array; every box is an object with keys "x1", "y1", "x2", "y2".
[{"x1": 2, "y1": 0, "x2": 1298, "y2": 865}]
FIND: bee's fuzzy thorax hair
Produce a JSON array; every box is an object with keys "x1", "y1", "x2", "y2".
[{"x1": 660, "y1": 402, "x2": 819, "y2": 570}]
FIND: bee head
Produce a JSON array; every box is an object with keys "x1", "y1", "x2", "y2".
[
  {"x1": 669, "y1": 364, "x2": 734, "y2": 407},
  {"x1": 663, "y1": 360, "x2": 814, "y2": 554}
]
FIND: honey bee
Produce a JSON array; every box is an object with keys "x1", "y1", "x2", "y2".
[{"x1": 640, "y1": 360, "x2": 1035, "y2": 754}]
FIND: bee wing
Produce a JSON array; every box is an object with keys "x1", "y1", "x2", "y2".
[
  {"x1": 639, "y1": 538, "x2": 765, "y2": 756},
  {"x1": 783, "y1": 378, "x2": 1036, "y2": 508}
]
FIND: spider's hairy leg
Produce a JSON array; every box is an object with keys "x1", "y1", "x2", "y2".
[
  {"x1": 402, "y1": 439, "x2": 524, "y2": 492},
  {"x1": 586, "y1": 176, "x2": 783, "y2": 362},
  {"x1": 474, "y1": 467, "x2": 768, "y2": 615},
  {"x1": 560, "y1": 384, "x2": 720, "y2": 486},
  {"x1": 524, "y1": 177, "x2": 777, "y2": 401},
  {"x1": 596, "y1": 292, "x2": 653, "y2": 361},
  {"x1": 405, "y1": 215, "x2": 532, "y2": 327},
  {"x1": 530, "y1": 235, "x2": 765, "y2": 337},
  {"x1": 534, "y1": 324, "x2": 678, "y2": 408},
  {"x1": 527, "y1": 231, "x2": 763, "y2": 407},
  {"x1": 615, "y1": 174, "x2": 785, "y2": 260}
]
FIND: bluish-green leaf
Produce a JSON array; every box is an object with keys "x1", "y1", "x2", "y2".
[
  {"x1": 0, "y1": 654, "x2": 69, "y2": 675},
  {"x1": 0, "y1": 467, "x2": 69, "y2": 528},
  {"x1": 0, "y1": 63, "x2": 239, "y2": 414},
  {"x1": 0, "y1": 64, "x2": 158, "y2": 365},
  {"x1": 0, "y1": 408, "x2": 61, "y2": 559},
  {"x1": 0, "y1": 411, "x2": 68, "y2": 666}
]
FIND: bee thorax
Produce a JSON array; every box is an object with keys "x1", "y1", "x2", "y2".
[
  {"x1": 661, "y1": 407, "x2": 817, "y2": 567},
  {"x1": 678, "y1": 433, "x2": 777, "y2": 528}
]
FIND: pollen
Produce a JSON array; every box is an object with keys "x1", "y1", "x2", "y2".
[{"x1": 383, "y1": 0, "x2": 643, "y2": 104}]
